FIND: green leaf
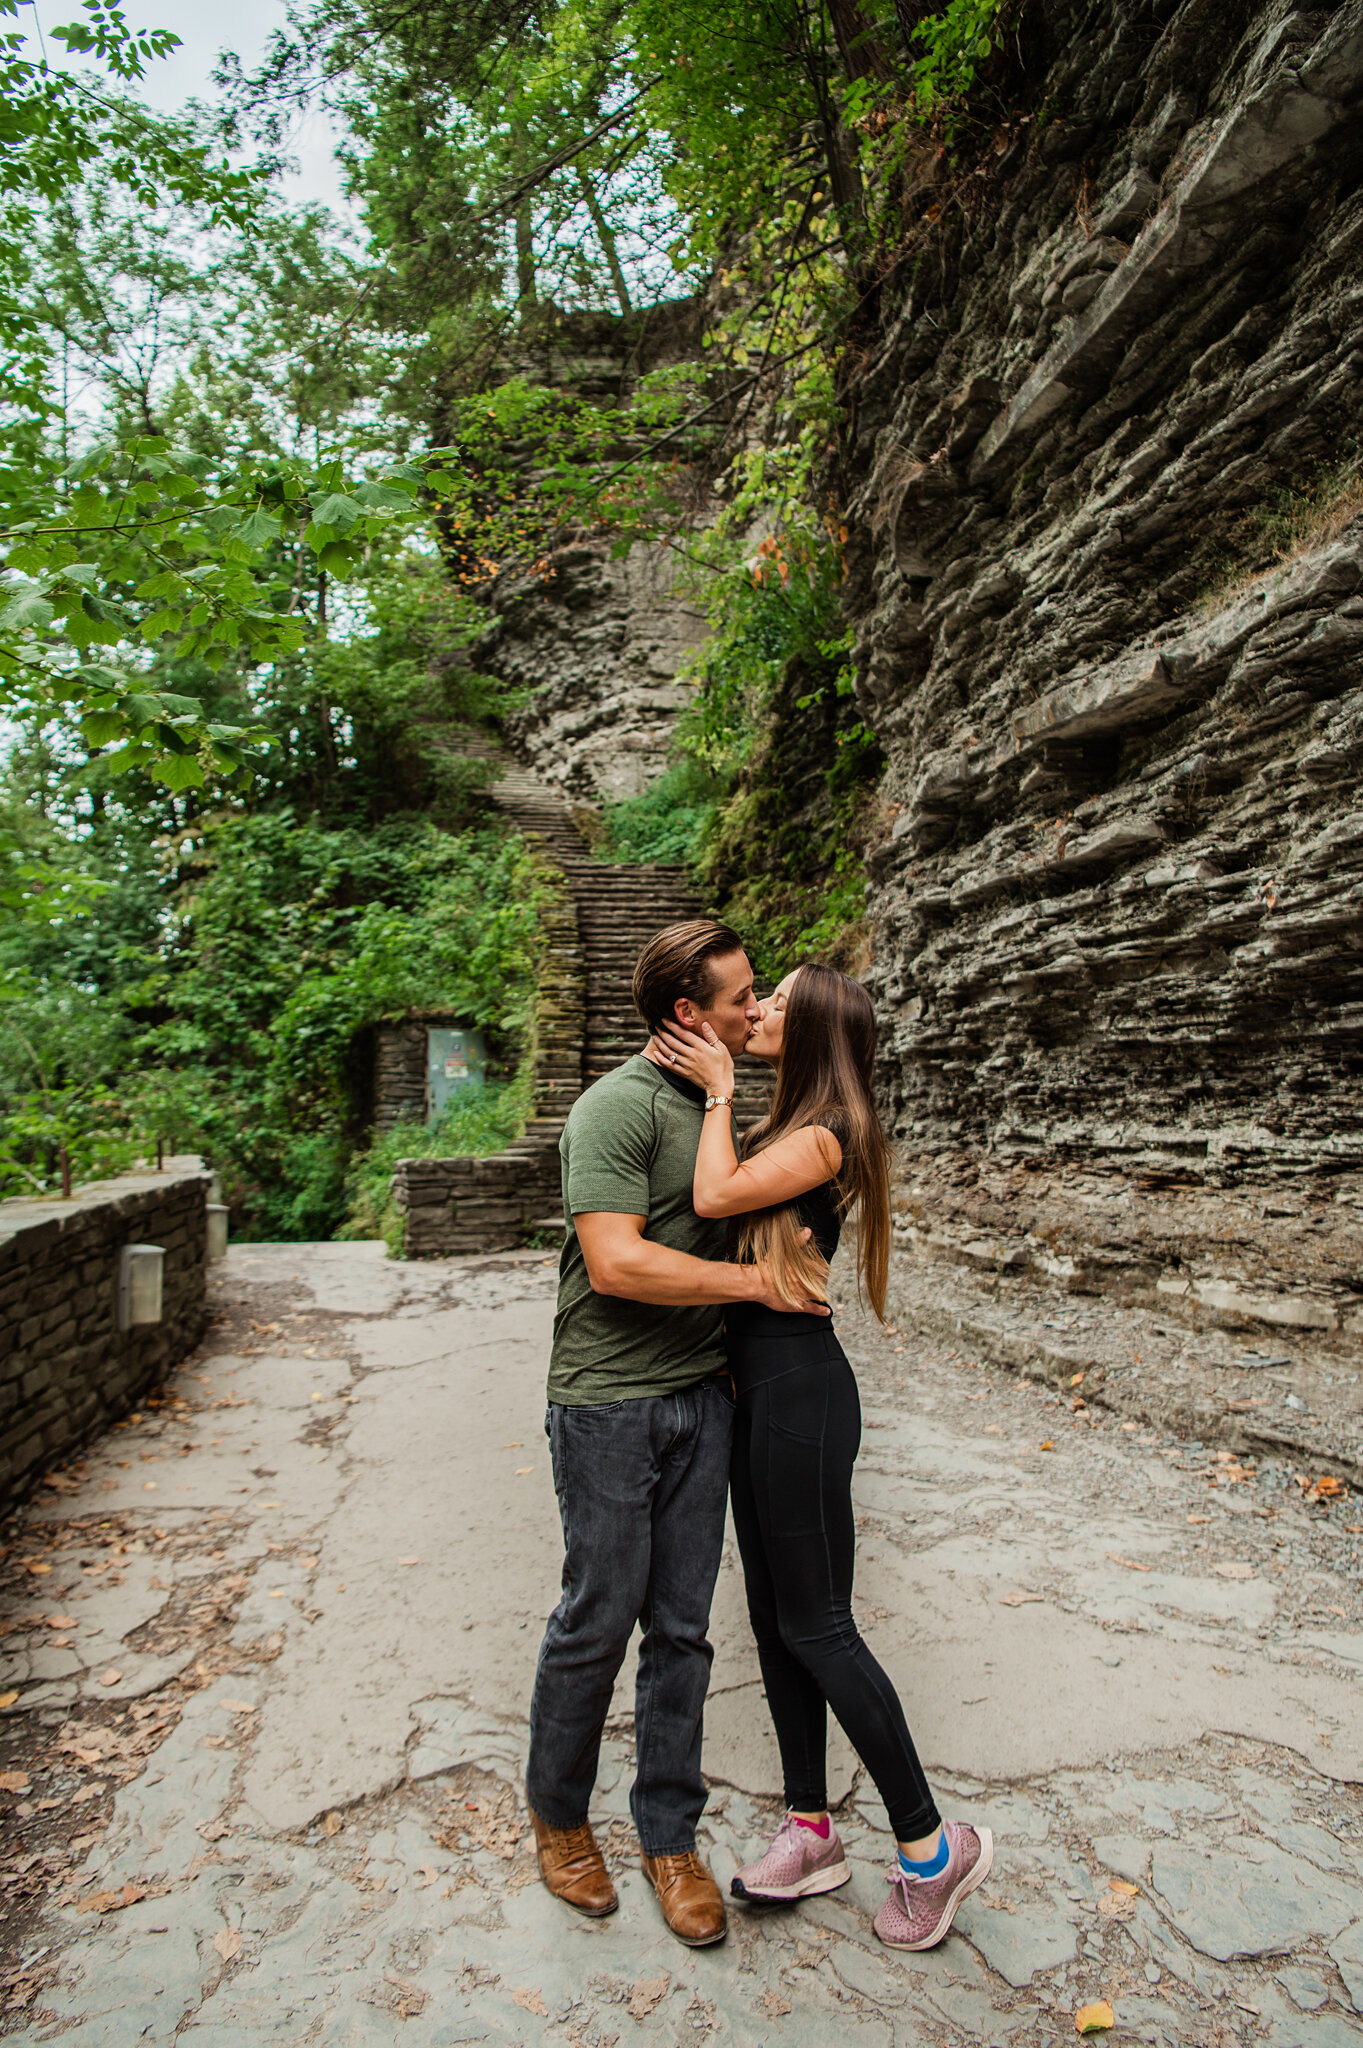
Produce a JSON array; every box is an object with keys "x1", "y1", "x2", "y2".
[
  {"x1": 310, "y1": 493, "x2": 364, "y2": 531},
  {"x1": 231, "y1": 508, "x2": 283, "y2": 547},
  {"x1": 153, "y1": 752, "x2": 206, "y2": 791},
  {"x1": 121, "y1": 694, "x2": 165, "y2": 734},
  {"x1": 0, "y1": 593, "x2": 55, "y2": 631},
  {"x1": 79, "y1": 710, "x2": 130, "y2": 744}
]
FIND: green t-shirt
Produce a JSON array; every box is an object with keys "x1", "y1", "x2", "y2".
[{"x1": 548, "y1": 1054, "x2": 730, "y2": 1406}]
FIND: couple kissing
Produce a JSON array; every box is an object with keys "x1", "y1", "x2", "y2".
[{"x1": 524, "y1": 919, "x2": 992, "y2": 1951}]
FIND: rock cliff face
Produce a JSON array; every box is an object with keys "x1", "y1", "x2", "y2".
[
  {"x1": 838, "y1": 0, "x2": 1363, "y2": 1209},
  {"x1": 486, "y1": 539, "x2": 707, "y2": 800},
  {"x1": 469, "y1": 303, "x2": 711, "y2": 803}
]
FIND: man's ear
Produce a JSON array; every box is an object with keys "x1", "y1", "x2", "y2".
[{"x1": 672, "y1": 996, "x2": 698, "y2": 1028}]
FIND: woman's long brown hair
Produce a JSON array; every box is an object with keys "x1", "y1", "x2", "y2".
[{"x1": 736, "y1": 963, "x2": 892, "y2": 1321}]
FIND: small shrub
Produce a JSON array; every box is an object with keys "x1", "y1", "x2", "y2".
[{"x1": 338, "y1": 1074, "x2": 532, "y2": 1253}]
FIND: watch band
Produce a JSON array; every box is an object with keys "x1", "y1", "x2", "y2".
[{"x1": 704, "y1": 1094, "x2": 733, "y2": 1111}]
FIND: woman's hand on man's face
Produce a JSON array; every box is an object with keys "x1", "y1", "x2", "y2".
[{"x1": 656, "y1": 1020, "x2": 735, "y2": 1093}]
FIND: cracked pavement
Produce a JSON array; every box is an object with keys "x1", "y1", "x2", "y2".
[{"x1": 0, "y1": 1239, "x2": 1360, "y2": 2045}]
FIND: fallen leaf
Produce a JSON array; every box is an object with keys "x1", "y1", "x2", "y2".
[
  {"x1": 99, "y1": 1669, "x2": 123, "y2": 1687},
  {"x1": 213, "y1": 1927, "x2": 242, "y2": 1962},
  {"x1": 502, "y1": 1441, "x2": 521, "y2": 1448},
  {"x1": 762, "y1": 1989, "x2": 793, "y2": 2015},
  {"x1": 1307, "y1": 1475, "x2": 1347, "y2": 1503},
  {"x1": 1075, "y1": 2002, "x2": 1115, "y2": 2035},
  {"x1": 398, "y1": 1556, "x2": 419, "y2": 1566},
  {"x1": 220, "y1": 1699, "x2": 256, "y2": 1715},
  {"x1": 267, "y1": 1588, "x2": 288, "y2": 1598},
  {"x1": 322, "y1": 1810, "x2": 344, "y2": 1836},
  {"x1": 0, "y1": 1691, "x2": 17, "y2": 1709},
  {"x1": 1069, "y1": 1372, "x2": 1085, "y2": 1387},
  {"x1": 1038, "y1": 1439, "x2": 1055, "y2": 1451},
  {"x1": 1109, "y1": 1879, "x2": 1139, "y2": 1896},
  {"x1": 24, "y1": 1562, "x2": 52, "y2": 1575},
  {"x1": 1212, "y1": 1561, "x2": 1253, "y2": 1579},
  {"x1": 44, "y1": 1615, "x2": 77, "y2": 1629},
  {"x1": 142, "y1": 1482, "x2": 156, "y2": 1491},
  {"x1": 1187, "y1": 1514, "x2": 1211, "y2": 1524},
  {"x1": 1105, "y1": 1553, "x2": 1152, "y2": 1573},
  {"x1": 76, "y1": 1881, "x2": 147, "y2": 1916},
  {"x1": 629, "y1": 1973, "x2": 670, "y2": 2020},
  {"x1": 513, "y1": 1987, "x2": 548, "y2": 2016},
  {"x1": 414, "y1": 1863, "x2": 438, "y2": 1889},
  {"x1": 515, "y1": 1467, "x2": 533, "y2": 1476},
  {"x1": 197, "y1": 1820, "x2": 231, "y2": 1841},
  {"x1": 0, "y1": 1771, "x2": 30, "y2": 1793},
  {"x1": 999, "y1": 1592, "x2": 1044, "y2": 1606}
]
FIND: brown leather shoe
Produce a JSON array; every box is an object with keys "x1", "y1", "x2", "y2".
[
  {"x1": 530, "y1": 1810, "x2": 617, "y2": 1917},
  {"x1": 641, "y1": 1849, "x2": 727, "y2": 1946}
]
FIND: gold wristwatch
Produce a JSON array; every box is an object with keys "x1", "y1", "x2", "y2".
[{"x1": 704, "y1": 1093, "x2": 733, "y2": 1111}]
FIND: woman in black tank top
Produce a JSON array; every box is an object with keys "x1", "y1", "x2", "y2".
[{"x1": 655, "y1": 964, "x2": 992, "y2": 1952}]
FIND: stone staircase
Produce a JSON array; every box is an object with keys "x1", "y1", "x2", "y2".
[{"x1": 392, "y1": 759, "x2": 769, "y2": 1255}]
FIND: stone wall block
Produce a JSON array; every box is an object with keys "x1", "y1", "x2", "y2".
[{"x1": 0, "y1": 1165, "x2": 210, "y2": 1509}]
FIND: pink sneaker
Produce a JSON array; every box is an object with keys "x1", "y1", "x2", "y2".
[
  {"x1": 873, "y1": 1820, "x2": 993, "y2": 1950},
  {"x1": 731, "y1": 1814, "x2": 851, "y2": 1903}
]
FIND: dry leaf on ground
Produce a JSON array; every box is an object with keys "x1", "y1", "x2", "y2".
[
  {"x1": 1109, "y1": 1879, "x2": 1139, "y2": 1896},
  {"x1": 212, "y1": 1927, "x2": 242, "y2": 1962},
  {"x1": 0, "y1": 1772, "x2": 30, "y2": 1793},
  {"x1": 24, "y1": 1562, "x2": 52, "y2": 1575},
  {"x1": 629, "y1": 1973, "x2": 670, "y2": 2019},
  {"x1": 397, "y1": 1556, "x2": 419, "y2": 1566},
  {"x1": 414, "y1": 1864, "x2": 438, "y2": 1889},
  {"x1": 0, "y1": 1692, "x2": 18, "y2": 1709},
  {"x1": 98, "y1": 1670, "x2": 122, "y2": 1687},
  {"x1": 512, "y1": 1987, "x2": 548, "y2": 2016},
  {"x1": 999, "y1": 1592, "x2": 1043, "y2": 1606},
  {"x1": 1038, "y1": 1440, "x2": 1055, "y2": 1451},
  {"x1": 77, "y1": 1882, "x2": 148, "y2": 1916},
  {"x1": 322, "y1": 1811, "x2": 344, "y2": 1836},
  {"x1": 1105, "y1": 1554, "x2": 1152, "y2": 1573},
  {"x1": 762, "y1": 1990, "x2": 793, "y2": 2016},
  {"x1": 1307, "y1": 1475, "x2": 1347, "y2": 1502},
  {"x1": 1075, "y1": 2001, "x2": 1115, "y2": 2034}
]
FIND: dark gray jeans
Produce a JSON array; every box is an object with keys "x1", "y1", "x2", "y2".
[{"x1": 525, "y1": 1376, "x2": 733, "y2": 1856}]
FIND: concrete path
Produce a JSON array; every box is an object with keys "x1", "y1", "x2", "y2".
[{"x1": 1, "y1": 1241, "x2": 1361, "y2": 2045}]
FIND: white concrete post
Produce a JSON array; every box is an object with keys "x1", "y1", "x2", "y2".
[
  {"x1": 206, "y1": 1204, "x2": 229, "y2": 1261},
  {"x1": 117, "y1": 1244, "x2": 164, "y2": 1331}
]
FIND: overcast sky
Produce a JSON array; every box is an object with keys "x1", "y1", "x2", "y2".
[{"x1": 22, "y1": 0, "x2": 350, "y2": 211}]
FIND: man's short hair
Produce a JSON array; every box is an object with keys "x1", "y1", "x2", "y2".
[{"x1": 633, "y1": 919, "x2": 745, "y2": 1034}]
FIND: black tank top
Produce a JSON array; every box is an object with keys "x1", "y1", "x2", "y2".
[{"x1": 725, "y1": 1118, "x2": 847, "y2": 1340}]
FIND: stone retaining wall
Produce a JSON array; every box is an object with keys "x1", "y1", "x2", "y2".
[{"x1": 0, "y1": 1164, "x2": 210, "y2": 1509}]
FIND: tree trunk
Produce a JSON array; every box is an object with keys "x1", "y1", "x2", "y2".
[
  {"x1": 577, "y1": 168, "x2": 632, "y2": 316},
  {"x1": 828, "y1": 0, "x2": 895, "y2": 79}
]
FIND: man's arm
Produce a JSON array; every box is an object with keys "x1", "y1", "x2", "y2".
[{"x1": 575, "y1": 1212, "x2": 830, "y2": 1316}]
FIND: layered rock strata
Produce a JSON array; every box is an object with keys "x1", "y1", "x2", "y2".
[
  {"x1": 488, "y1": 539, "x2": 708, "y2": 801},
  {"x1": 839, "y1": 0, "x2": 1363, "y2": 1207}
]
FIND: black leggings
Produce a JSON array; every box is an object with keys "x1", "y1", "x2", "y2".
[{"x1": 727, "y1": 1319, "x2": 941, "y2": 1842}]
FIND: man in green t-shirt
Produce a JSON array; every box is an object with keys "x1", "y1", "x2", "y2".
[{"x1": 525, "y1": 919, "x2": 827, "y2": 1949}]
